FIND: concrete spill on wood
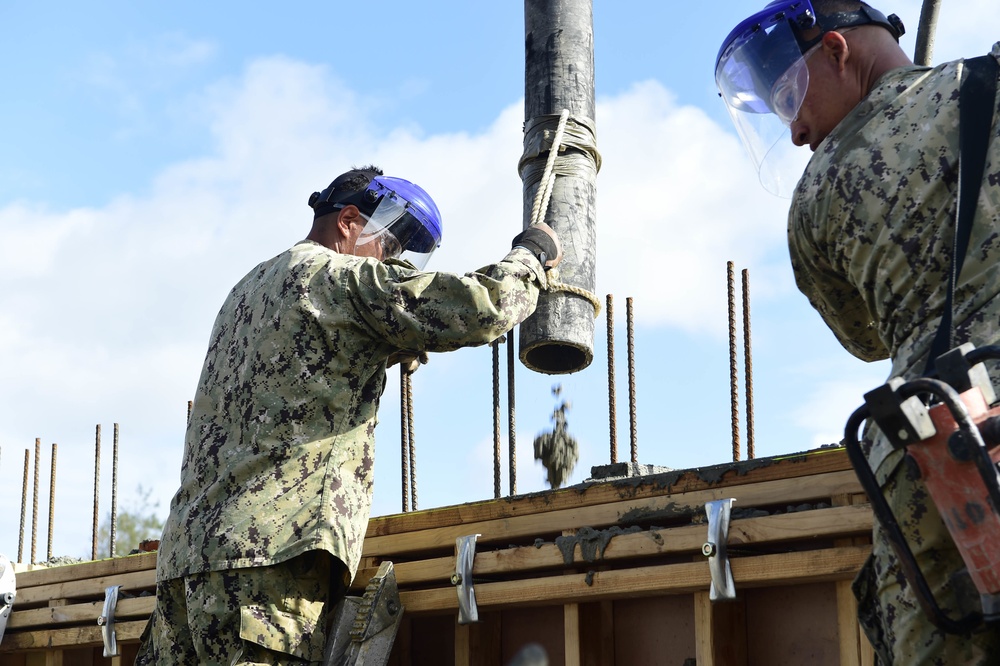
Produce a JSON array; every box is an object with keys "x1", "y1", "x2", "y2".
[{"x1": 554, "y1": 525, "x2": 643, "y2": 565}]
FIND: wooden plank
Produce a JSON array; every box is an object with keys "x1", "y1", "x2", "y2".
[
  {"x1": 8, "y1": 597, "x2": 155, "y2": 631},
  {"x1": 358, "y1": 504, "x2": 872, "y2": 586},
  {"x1": 455, "y1": 623, "x2": 470, "y2": 666},
  {"x1": 471, "y1": 613, "x2": 502, "y2": 666},
  {"x1": 578, "y1": 601, "x2": 613, "y2": 666},
  {"x1": 11, "y1": 555, "x2": 157, "y2": 591},
  {"x1": 15, "y1": 572, "x2": 155, "y2": 607},
  {"x1": 363, "y1": 470, "x2": 863, "y2": 557},
  {"x1": 694, "y1": 592, "x2": 712, "y2": 666},
  {"x1": 367, "y1": 448, "x2": 854, "y2": 538},
  {"x1": 836, "y1": 580, "x2": 861, "y2": 666},
  {"x1": 564, "y1": 604, "x2": 580, "y2": 666},
  {"x1": 398, "y1": 546, "x2": 871, "y2": 613},
  {"x1": 694, "y1": 590, "x2": 748, "y2": 666},
  {"x1": 0, "y1": 620, "x2": 146, "y2": 652}
]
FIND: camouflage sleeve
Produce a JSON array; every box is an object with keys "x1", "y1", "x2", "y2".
[
  {"x1": 787, "y1": 204, "x2": 890, "y2": 362},
  {"x1": 347, "y1": 247, "x2": 544, "y2": 353}
]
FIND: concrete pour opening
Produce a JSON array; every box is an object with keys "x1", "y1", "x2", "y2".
[{"x1": 520, "y1": 340, "x2": 592, "y2": 375}]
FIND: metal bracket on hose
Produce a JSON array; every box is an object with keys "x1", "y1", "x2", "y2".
[
  {"x1": 452, "y1": 534, "x2": 480, "y2": 624},
  {"x1": 703, "y1": 499, "x2": 737, "y2": 601},
  {"x1": 0, "y1": 555, "x2": 15, "y2": 645},
  {"x1": 97, "y1": 585, "x2": 122, "y2": 657}
]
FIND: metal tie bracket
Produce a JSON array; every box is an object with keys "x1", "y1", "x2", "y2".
[
  {"x1": 0, "y1": 554, "x2": 15, "y2": 645},
  {"x1": 97, "y1": 585, "x2": 122, "y2": 657},
  {"x1": 452, "y1": 534, "x2": 481, "y2": 624},
  {"x1": 703, "y1": 499, "x2": 737, "y2": 601}
]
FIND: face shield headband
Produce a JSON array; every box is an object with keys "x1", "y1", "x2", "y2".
[{"x1": 715, "y1": 1, "x2": 904, "y2": 196}]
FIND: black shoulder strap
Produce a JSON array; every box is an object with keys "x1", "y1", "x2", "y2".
[{"x1": 924, "y1": 54, "x2": 999, "y2": 376}]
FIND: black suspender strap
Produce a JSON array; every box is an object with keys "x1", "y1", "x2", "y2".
[{"x1": 924, "y1": 54, "x2": 999, "y2": 375}]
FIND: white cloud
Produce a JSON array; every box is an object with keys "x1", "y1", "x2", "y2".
[{"x1": 594, "y1": 81, "x2": 795, "y2": 335}]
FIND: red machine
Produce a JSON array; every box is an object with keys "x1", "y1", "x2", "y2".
[{"x1": 844, "y1": 343, "x2": 1000, "y2": 633}]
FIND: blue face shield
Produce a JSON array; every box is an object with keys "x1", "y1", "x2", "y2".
[
  {"x1": 310, "y1": 175, "x2": 443, "y2": 269},
  {"x1": 354, "y1": 177, "x2": 443, "y2": 270},
  {"x1": 715, "y1": 1, "x2": 821, "y2": 196},
  {"x1": 715, "y1": 0, "x2": 904, "y2": 196}
]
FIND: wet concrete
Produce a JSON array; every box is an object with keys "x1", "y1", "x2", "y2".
[{"x1": 554, "y1": 525, "x2": 643, "y2": 565}]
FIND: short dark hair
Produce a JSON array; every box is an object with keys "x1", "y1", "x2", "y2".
[
  {"x1": 813, "y1": 0, "x2": 868, "y2": 14},
  {"x1": 800, "y1": 1, "x2": 903, "y2": 47},
  {"x1": 309, "y1": 164, "x2": 384, "y2": 218}
]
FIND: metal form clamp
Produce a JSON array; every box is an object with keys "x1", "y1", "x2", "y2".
[
  {"x1": 324, "y1": 561, "x2": 404, "y2": 666},
  {"x1": 452, "y1": 534, "x2": 480, "y2": 625},
  {"x1": 703, "y1": 499, "x2": 737, "y2": 601},
  {"x1": 0, "y1": 554, "x2": 15, "y2": 645},
  {"x1": 98, "y1": 585, "x2": 122, "y2": 657}
]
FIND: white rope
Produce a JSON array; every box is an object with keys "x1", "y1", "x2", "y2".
[
  {"x1": 528, "y1": 109, "x2": 602, "y2": 318},
  {"x1": 531, "y1": 109, "x2": 570, "y2": 226}
]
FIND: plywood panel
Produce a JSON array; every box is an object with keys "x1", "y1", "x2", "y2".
[
  {"x1": 614, "y1": 595, "x2": 695, "y2": 666},
  {"x1": 408, "y1": 614, "x2": 455, "y2": 666},
  {"x1": 745, "y1": 584, "x2": 839, "y2": 665},
  {"x1": 501, "y1": 606, "x2": 564, "y2": 666}
]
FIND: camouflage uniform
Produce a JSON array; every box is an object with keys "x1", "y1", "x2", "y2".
[
  {"x1": 138, "y1": 240, "x2": 546, "y2": 664},
  {"x1": 788, "y1": 44, "x2": 1000, "y2": 664}
]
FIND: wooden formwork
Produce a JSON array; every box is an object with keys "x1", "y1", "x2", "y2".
[{"x1": 0, "y1": 447, "x2": 876, "y2": 665}]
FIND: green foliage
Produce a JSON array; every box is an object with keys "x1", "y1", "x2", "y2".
[{"x1": 96, "y1": 484, "x2": 165, "y2": 558}]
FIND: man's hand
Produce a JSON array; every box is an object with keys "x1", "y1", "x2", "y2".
[
  {"x1": 387, "y1": 350, "x2": 429, "y2": 375},
  {"x1": 512, "y1": 222, "x2": 562, "y2": 270}
]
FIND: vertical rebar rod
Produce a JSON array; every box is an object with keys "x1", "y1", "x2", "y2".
[
  {"x1": 742, "y1": 270, "x2": 756, "y2": 460},
  {"x1": 405, "y1": 373, "x2": 417, "y2": 511},
  {"x1": 400, "y1": 365, "x2": 410, "y2": 513},
  {"x1": 47, "y1": 443, "x2": 57, "y2": 562},
  {"x1": 507, "y1": 331, "x2": 517, "y2": 496},
  {"x1": 110, "y1": 424, "x2": 120, "y2": 558},
  {"x1": 606, "y1": 294, "x2": 618, "y2": 464},
  {"x1": 492, "y1": 339, "x2": 502, "y2": 499},
  {"x1": 18, "y1": 449, "x2": 29, "y2": 563},
  {"x1": 914, "y1": 0, "x2": 942, "y2": 66},
  {"x1": 626, "y1": 297, "x2": 637, "y2": 464},
  {"x1": 728, "y1": 262, "x2": 741, "y2": 462},
  {"x1": 93, "y1": 424, "x2": 101, "y2": 561},
  {"x1": 31, "y1": 438, "x2": 40, "y2": 564}
]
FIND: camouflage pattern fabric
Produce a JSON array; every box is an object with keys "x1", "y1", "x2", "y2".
[
  {"x1": 156, "y1": 241, "x2": 544, "y2": 587},
  {"x1": 788, "y1": 44, "x2": 1000, "y2": 664},
  {"x1": 136, "y1": 550, "x2": 341, "y2": 665}
]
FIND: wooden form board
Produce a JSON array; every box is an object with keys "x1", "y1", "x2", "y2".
[
  {"x1": 1, "y1": 554, "x2": 156, "y2": 657},
  {"x1": 0, "y1": 447, "x2": 875, "y2": 666}
]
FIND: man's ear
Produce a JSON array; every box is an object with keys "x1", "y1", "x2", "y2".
[
  {"x1": 821, "y1": 30, "x2": 850, "y2": 71},
  {"x1": 336, "y1": 205, "x2": 362, "y2": 236}
]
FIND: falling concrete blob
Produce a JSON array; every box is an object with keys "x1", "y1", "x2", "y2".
[{"x1": 533, "y1": 384, "x2": 579, "y2": 488}]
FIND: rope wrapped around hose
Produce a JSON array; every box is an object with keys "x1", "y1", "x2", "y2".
[{"x1": 519, "y1": 109, "x2": 602, "y2": 319}]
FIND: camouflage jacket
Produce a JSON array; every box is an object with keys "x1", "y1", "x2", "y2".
[
  {"x1": 788, "y1": 43, "x2": 1000, "y2": 478},
  {"x1": 157, "y1": 241, "x2": 546, "y2": 582}
]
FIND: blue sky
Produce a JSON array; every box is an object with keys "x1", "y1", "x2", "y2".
[{"x1": 1, "y1": 1, "x2": 996, "y2": 562}]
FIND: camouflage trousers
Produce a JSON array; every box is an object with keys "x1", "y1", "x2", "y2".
[
  {"x1": 135, "y1": 550, "x2": 348, "y2": 665},
  {"x1": 853, "y1": 453, "x2": 1000, "y2": 665}
]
